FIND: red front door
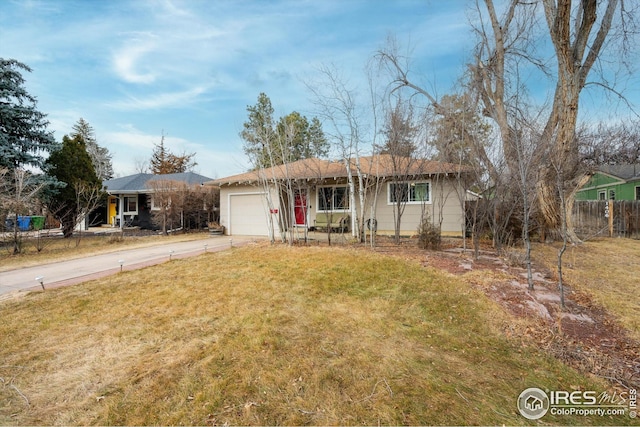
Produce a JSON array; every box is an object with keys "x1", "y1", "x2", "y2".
[{"x1": 294, "y1": 191, "x2": 307, "y2": 226}]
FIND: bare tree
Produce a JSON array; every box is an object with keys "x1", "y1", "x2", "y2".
[
  {"x1": 307, "y1": 64, "x2": 371, "y2": 242},
  {"x1": 72, "y1": 180, "x2": 105, "y2": 246},
  {"x1": 379, "y1": 97, "x2": 418, "y2": 157},
  {"x1": 580, "y1": 120, "x2": 640, "y2": 166},
  {"x1": 149, "y1": 179, "x2": 213, "y2": 234},
  {"x1": 538, "y1": 0, "x2": 625, "y2": 241},
  {"x1": 134, "y1": 157, "x2": 149, "y2": 174},
  {"x1": 378, "y1": 0, "x2": 635, "y2": 242},
  {"x1": 510, "y1": 102, "x2": 544, "y2": 290},
  {"x1": 274, "y1": 119, "x2": 299, "y2": 245},
  {"x1": 552, "y1": 154, "x2": 569, "y2": 309},
  {"x1": 380, "y1": 96, "x2": 421, "y2": 243},
  {"x1": 243, "y1": 104, "x2": 280, "y2": 244},
  {"x1": 471, "y1": 0, "x2": 632, "y2": 241},
  {"x1": 364, "y1": 65, "x2": 386, "y2": 248},
  {"x1": 0, "y1": 168, "x2": 47, "y2": 254},
  {"x1": 149, "y1": 179, "x2": 177, "y2": 235}
]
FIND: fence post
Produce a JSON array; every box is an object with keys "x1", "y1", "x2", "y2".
[{"x1": 609, "y1": 200, "x2": 614, "y2": 237}]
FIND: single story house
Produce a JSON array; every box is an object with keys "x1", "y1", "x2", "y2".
[
  {"x1": 209, "y1": 155, "x2": 470, "y2": 238},
  {"x1": 103, "y1": 172, "x2": 214, "y2": 229},
  {"x1": 576, "y1": 164, "x2": 640, "y2": 201}
]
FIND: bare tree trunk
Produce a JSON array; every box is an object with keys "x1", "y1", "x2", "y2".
[
  {"x1": 557, "y1": 168, "x2": 568, "y2": 310},
  {"x1": 537, "y1": 0, "x2": 618, "y2": 241}
]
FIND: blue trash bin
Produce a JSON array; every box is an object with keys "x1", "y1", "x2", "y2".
[{"x1": 17, "y1": 216, "x2": 31, "y2": 231}]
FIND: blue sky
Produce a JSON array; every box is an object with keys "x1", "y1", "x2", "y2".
[
  {"x1": 0, "y1": 0, "x2": 474, "y2": 178},
  {"x1": 1, "y1": 0, "x2": 638, "y2": 179}
]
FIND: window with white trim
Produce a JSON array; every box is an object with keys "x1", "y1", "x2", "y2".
[
  {"x1": 317, "y1": 186, "x2": 349, "y2": 211},
  {"x1": 150, "y1": 196, "x2": 171, "y2": 211},
  {"x1": 388, "y1": 181, "x2": 430, "y2": 204},
  {"x1": 124, "y1": 196, "x2": 138, "y2": 214},
  {"x1": 635, "y1": 186, "x2": 640, "y2": 200},
  {"x1": 609, "y1": 189, "x2": 616, "y2": 200},
  {"x1": 598, "y1": 190, "x2": 606, "y2": 200}
]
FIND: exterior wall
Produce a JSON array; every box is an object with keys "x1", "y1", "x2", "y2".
[
  {"x1": 365, "y1": 178, "x2": 464, "y2": 236},
  {"x1": 308, "y1": 177, "x2": 464, "y2": 236},
  {"x1": 576, "y1": 173, "x2": 640, "y2": 201}
]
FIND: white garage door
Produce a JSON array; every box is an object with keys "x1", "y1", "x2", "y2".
[{"x1": 229, "y1": 193, "x2": 269, "y2": 236}]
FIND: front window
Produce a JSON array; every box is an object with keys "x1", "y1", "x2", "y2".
[
  {"x1": 124, "y1": 196, "x2": 138, "y2": 213},
  {"x1": 636, "y1": 186, "x2": 640, "y2": 200},
  {"x1": 151, "y1": 196, "x2": 171, "y2": 211},
  {"x1": 317, "y1": 186, "x2": 349, "y2": 211},
  {"x1": 389, "y1": 182, "x2": 430, "y2": 204},
  {"x1": 609, "y1": 189, "x2": 616, "y2": 200},
  {"x1": 598, "y1": 190, "x2": 606, "y2": 201}
]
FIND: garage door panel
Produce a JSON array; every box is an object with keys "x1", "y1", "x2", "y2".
[{"x1": 229, "y1": 193, "x2": 268, "y2": 235}]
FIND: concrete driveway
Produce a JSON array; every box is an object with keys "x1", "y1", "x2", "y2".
[{"x1": 0, "y1": 235, "x2": 260, "y2": 297}]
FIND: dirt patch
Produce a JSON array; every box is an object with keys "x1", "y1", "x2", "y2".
[{"x1": 362, "y1": 237, "x2": 640, "y2": 391}]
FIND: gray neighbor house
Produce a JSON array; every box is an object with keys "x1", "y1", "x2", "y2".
[{"x1": 103, "y1": 172, "x2": 214, "y2": 230}]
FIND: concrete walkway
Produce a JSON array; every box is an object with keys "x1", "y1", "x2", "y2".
[{"x1": 0, "y1": 235, "x2": 260, "y2": 297}]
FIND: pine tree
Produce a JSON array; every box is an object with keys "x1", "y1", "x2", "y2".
[
  {"x1": 240, "y1": 93, "x2": 276, "y2": 169},
  {"x1": 0, "y1": 58, "x2": 57, "y2": 170},
  {"x1": 149, "y1": 133, "x2": 197, "y2": 174},
  {"x1": 150, "y1": 136, "x2": 170, "y2": 174},
  {"x1": 241, "y1": 93, "x2": 329, "y2": 169},
  {"x1": 71, "y1": 118, "x2": 114, "y2": 180},
  {"x1": 45, "y1": 135, "x2": 102, "y2": 237}
]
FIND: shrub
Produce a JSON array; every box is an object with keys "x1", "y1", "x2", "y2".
[
  {"x1": 417, "y1": 213, "x2": 441, "y2": 250},
  {"x1": 107, "y1": 233, "x2": 125, "y2": 244}
]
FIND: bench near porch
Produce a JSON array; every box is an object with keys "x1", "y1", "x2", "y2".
[{"x1": 314, "y1": 213, "x2": 350, "y2": 232}]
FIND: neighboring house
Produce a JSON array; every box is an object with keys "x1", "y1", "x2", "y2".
[
  {"x1": 576, "y1": 164, "x2": 640, "y2": 201},
  {"x1": 209, "y1": 155, "x2": 469, "y2": 238},
  {"x1": 103, "y1": 172, "x2": 214, "y2": 229}
]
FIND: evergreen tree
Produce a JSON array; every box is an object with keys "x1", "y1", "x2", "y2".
[
  {"x1": 379, "y1": 98, "x2": 418, "y2": 158},
  {"x1": 149, "y1": 133, "x2": 197, "y2": 174},
  {"x1": 277, "y1": 112, "x2": 330, "y2": 161},
  {"x1": 240, "y1": 93, "x2": 277, "y2": 169},
  {"x1": 0, "y1": 58, "x2": 57, "y2": 170},
  {"x1": 45, "y1": 134, "x2": 102, "y2": 237},
  {"x1": 308, "y1": 117, "x2": 330, "y2": 159},
  {"x1": 150, "y1": 136, "x2": 171, "y2": 174},
  {"x1": 241, "y1": 93, "x2": 329, "y2": 169},
  {"x1": 71, "y1": 118, "x2": 114, "y2": 180},
  {"x1": 430, "y1": 94, "x2": 491, "y2": 170}
]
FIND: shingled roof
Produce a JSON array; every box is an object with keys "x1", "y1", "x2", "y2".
[
  {"x1": 104, "y1": 172, "x2": 213, "y2": 193},
  {"x1": 597, "y1": 164, "x2": 640, "y2": 181},
  {"x1": 211, "y1": 155, "x2": 469, "y2": 186}
]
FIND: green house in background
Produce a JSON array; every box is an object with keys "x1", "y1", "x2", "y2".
[{"x1": 576, "y1": 164, "x2": 640, "y2": 201}]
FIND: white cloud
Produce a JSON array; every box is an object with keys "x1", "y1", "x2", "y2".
[
  {"x1": 112, "y1": 32, "x2": 159, "y2": 84},
  {"x1": 106, "y1": 85, "x2": 210, "y2": 111}
]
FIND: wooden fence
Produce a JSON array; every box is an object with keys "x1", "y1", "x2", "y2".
[{"x1": 573, "y1": 200, "x2": 640, "y2": 239}]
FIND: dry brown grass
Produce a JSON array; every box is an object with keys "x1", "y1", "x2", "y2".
[
  {"x1": 533, "y1": 238, "x2": 640, "y2": 341},
  {"x1": 0, "y1": 232, "x2": 209, "y2": 272},
  {"x1": 0, "y1": 244, "x2": 623, "y2": 425}
]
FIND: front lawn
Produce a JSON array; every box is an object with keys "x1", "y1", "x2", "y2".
[{"x1": 0, "y1": 244, "x2": 628, "y2": 425}]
